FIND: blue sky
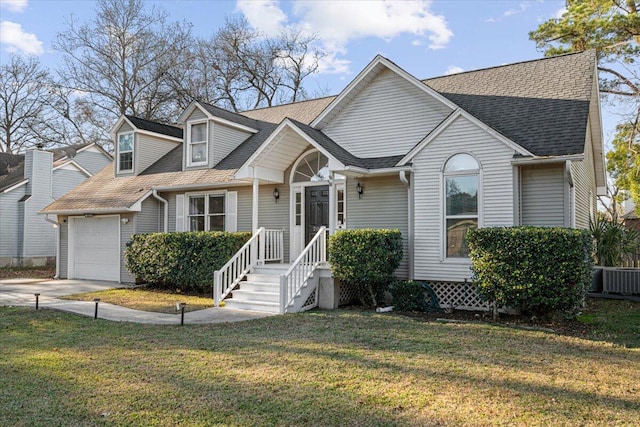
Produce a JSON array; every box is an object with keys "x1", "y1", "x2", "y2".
[{"x1": 0, "y1": 0, "x2": 618, "y2": 142}]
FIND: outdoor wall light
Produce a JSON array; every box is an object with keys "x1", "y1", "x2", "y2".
[
  {"x1": 356, "y1": 182, "x2": 363, "y2": 199},
  {"x1": 121, "y1": 217, "x2": 129, "y2": 224},
  {"x1": 273, "y1": 188, "x2": 280, "y2": 203}
]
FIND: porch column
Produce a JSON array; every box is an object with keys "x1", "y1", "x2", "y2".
[
  {"x1": 329, "y1": 172, "x2": 336, "y2": 235},
  {"x1": 252, "y1": 177, "x2": 259, "y2": 233}
]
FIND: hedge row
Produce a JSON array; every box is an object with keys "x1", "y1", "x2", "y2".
[
  {"x1": 125, "y1": 231, "x2": 251, "y2": 294},
  {"x1": 466, "y1": 226, "x2": 593, "y2": 318},
  {"x1": 329, "y1": 228, "x2": 403, "y2": 307}
]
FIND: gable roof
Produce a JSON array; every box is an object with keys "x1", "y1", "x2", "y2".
[
  {"x1": 125, "y1": 115, "x2": 183, "y2": 139},
  {"x1": 45, "y1": 51, "x2": 601, "y2": 212},
  {"x1": 240, "y1": 96, "x2": 336, "y2": 124},
  {"x1": 1, "y1": 143, "x2": 104, "y2": 193},
  {"x1": 424, "y1": 51, "x2": 596, "y2": 157}
]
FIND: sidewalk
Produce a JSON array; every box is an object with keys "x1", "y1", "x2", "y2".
[{"x1": 0, "y1": 278, "x2": 274, "y2": 324}]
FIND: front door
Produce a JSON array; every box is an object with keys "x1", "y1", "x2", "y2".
[{"x1": 305, "y1": 186, "x2": 329, "y2": 244}]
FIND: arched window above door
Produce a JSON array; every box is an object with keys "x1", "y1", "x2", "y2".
[{"x1": 292, "y1": 150, "x2": 330, "y2": 182}]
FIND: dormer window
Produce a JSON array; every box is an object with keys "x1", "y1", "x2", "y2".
[
  {"x1": 188, "y1": 121, "x2": 208, "y2": 166},
  {"x1": 118, "y1": 132, "x2": 134, "y2": 172}
]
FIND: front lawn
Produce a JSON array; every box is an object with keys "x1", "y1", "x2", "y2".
[
  {"x1": 60, "y1": 288, "x2": 213, "y2": 313},
  {"x1": 1, "y1": 307, "x2": 639, "y2": 426}
]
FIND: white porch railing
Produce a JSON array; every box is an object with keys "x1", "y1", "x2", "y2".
[
  {"x1": 213, "y1": 228, "x2": 284, "y2": 306},
  {"x1": 279, "y1": 226, "x2": 327, "y2": 314}
]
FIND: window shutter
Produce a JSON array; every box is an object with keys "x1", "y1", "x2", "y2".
[
  {"x1": 176, "y1": 194, "x2": 185, "y2": 231},
  {"x1": 226, "y1": 191, "x2": 237, "y2": 232}
]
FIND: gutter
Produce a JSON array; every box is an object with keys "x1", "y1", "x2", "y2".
[
  {"x1": 152, "y1": 189, "x2": 169, "y2": 232},
  {"x1": 511, "y1": 154, "x2": 584, "y2": 165},
  {"x1": 44, "y1": 214, "x2": 60, "y2": 279},
  {"x1": 152, "y1": 180, "x2": 248, "y2": 192}
]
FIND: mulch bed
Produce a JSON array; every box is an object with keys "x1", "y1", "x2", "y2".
[{"x1": 0, "y1": 267, "x2": 56, "y2": 280}]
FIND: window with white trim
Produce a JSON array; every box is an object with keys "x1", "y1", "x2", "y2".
[
  {"x1": 444, "y1": 153, "x2": 479, "y2": 258},
  {"x1": 188, "y1": 121, "x2": 208, "y2": 166},
  {"x1": 117, "y1": 132, "x2": 134, "y2": 172},
  {"x1": 188, "y1": 193, "x2": 225, "y2": 231},
  {"x1": 336, "y1": 183, "x2": 346, "y2": 229}
]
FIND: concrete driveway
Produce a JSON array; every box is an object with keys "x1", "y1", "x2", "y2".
[{"x1": 0, "y1": 278, "x2": 274, "y2": 324}]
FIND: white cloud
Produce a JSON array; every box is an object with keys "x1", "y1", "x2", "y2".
[
  {"x1": 0, "y1": 20, "x2": 43, "y2": 55},
  {"x1": 236, "y1": 0, "x2": 288, "y2": 36},
  {"x1": 0, "y1": 0, "x2": 28, "y2": 13},
  {"x1": 235, "y1": 0, "x2": 453, "y2": 75},
  {"x1": 444, "y1": 65, "x2": 464, "y2": 75},
  {"x1": 486, "y1": 1, "x2": 529, "y2": 23},
  {"x1": 294, "y1": 0, "x2": 452, "y2": 52}
]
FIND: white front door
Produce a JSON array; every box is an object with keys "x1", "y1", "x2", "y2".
[{"x1": 69, "y1": 216, "x2": 120, "y2": 281}]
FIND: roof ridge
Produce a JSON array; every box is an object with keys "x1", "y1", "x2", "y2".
[
  {"x1": 125, "y1": 114, "x2": 181, "y2": 129},
  {"x1": 422, "y1": 50, "x2": 594, "y2": 81},
  {"x1": 239, "y1": 95, "x2": 338, "y2": 114}
]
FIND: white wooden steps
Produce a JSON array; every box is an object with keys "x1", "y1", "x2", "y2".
[{"x1": 223, "y1": 264, "x2": 289, "y2": 313}]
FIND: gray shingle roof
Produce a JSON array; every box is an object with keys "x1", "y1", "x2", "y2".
[
  {"x1": 424, "y1": 50, "x2": 596, "y2": 156},
  {"x1": 198, "y1": 102, "x2": 262, "y2": 130},
  {"x1": 125, "y1": 115, "x2": 183, "y2": 139}
]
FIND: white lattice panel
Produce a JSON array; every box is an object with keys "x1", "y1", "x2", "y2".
[
  {"x1": 429, "y1": 281, "x2": 492, "y2": 311},
  {"x1": 339, "y1": 281, "x2": 358, "y2": 305}
]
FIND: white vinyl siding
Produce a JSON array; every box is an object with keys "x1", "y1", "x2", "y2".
[
  {"x1": 323, "y1": 68, "x2": 452, "y2": 158},
  {"x1": 346, "y1": 175, "x2": 409, "y2": 279},
  {"x1": 212, "y1": 123, "x2": 251, "y2": 167},
  {"x1": 0, "y1": 188, "x2": 26, "y2": 257},
  {"x1": 22, "y1": 151, "x2": 55, "y2": 257},
  {"x1": 136, "y1": 198, "x2": 160, "y2": 234},
  {"x1": 52, "y1": 168, "x2": 87, "y2": 199},
  {"x1": 59, "y1": 219, "x2": 68, "y2": 278},
  {"x1": 73, "y1": 149, "x2": 111, "y2": 175},
  {"x1": 571, "y1": 120, "x2": 596, "y2": 229},
  {"x1": 412, "y1": 115, "x2": 516, "y2": 282},
  {"x1": 520, "y1": 164, "x2": 566, "y2": 227},
  {"x1": 120, "y1": 215, "x2": 135, "y2": 282},
  {"x1": 258, "y1": 181, "x2": 290, "y2": 263},
  {"x1": 136, "y1": 133, "x2": 179, "y2": 174}
]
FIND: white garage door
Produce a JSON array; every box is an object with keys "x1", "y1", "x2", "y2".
[{"x1": 70, "y1": 216, "x2": 120, "y2": 281}]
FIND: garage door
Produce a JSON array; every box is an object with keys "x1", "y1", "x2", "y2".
[{"x1": 70, "y1": 216, "x2": 120, "y2": 281}]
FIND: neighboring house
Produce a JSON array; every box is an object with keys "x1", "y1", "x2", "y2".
[
  {"x1": 0, "y1": 143, "x2": 112, "y2": 267},
  {"x1": 44, "y1": 51, "x2": 605, "y2": 312}
]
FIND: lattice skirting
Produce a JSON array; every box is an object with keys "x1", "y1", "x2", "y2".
[
  {"x1": 428, "y1": 281, "x2": 493, "y2": 312},
  {"x1": 339, "y1": 281, "x2": 359, "y2": 306}
]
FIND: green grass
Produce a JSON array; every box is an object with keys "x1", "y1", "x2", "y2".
[
  {"x1": 1, "y1": 305, "x2": 639, "y2": 426},
  {"x1": 59, "y1": 288, "x2": 213, "y2": 313},
  {"x1": 578, "y1": 298, "x2": 640, "y2": 348}
]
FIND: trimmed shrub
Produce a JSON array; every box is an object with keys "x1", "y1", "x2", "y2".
[
  {"x1": 329, "y1": 229, "x2": 403, "y2": 307},
  {"x1": 125, "y1": 231, "x2": 251, "y2": 294},
  {"x1": 391, "y1": 280, "x2": 429, "y2": 312},
  {"x1": 467, "y1": 227, "x2": 593, "y2": 318}
]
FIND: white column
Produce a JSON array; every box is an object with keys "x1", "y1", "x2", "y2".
[
  {"x1": 328, "y1": 173, "x2": 336, "y2": 234},
  {"x1": 252, "y1": 177, "x2": 259, "y2": 233}
]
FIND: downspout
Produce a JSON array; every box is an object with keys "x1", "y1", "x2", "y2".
[
  {"x1": 44, "y1": 214, "x2": 60, "y2": 279},
  {"x1": 399, "y1": 171, "x2": 413, "y2": 279},
  {"x1": 152, "y1": 189, "x2": 169, "y2": 232}
]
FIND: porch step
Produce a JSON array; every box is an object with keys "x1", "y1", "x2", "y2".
[
  {"x1": 222, "y1": 265, "x2": 289, "y2": 313},
  {"x1": 231, "y1": 287, "x2": 280, "y2": 303},
  {"x1": 223, "y1": 299, "x2": 280, "y2": 313}
]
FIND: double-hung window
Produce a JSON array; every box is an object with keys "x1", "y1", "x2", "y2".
[
  {"x1": 118, "y1": 133, "x2": 134, "y2": 172},
  {"x1": 444, "y1": 153, "x2": 479, "y2": 258},
  {"x1": 188, "y1": 193, "x2": 225, "y2": 231},
  {"x1": 188, "y1": 121, "x2": 208, "y2": 166}
]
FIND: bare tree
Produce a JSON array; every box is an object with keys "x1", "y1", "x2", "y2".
[
  {"x1": 55, "y1": 0, "x2": 193, "y2": 129},
  {"x1": 175, "y1": 18, "x2": 325, "y2": 112},
  {"x1": 0, "y1": 55, "x2": 56, "y2": 154}
]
